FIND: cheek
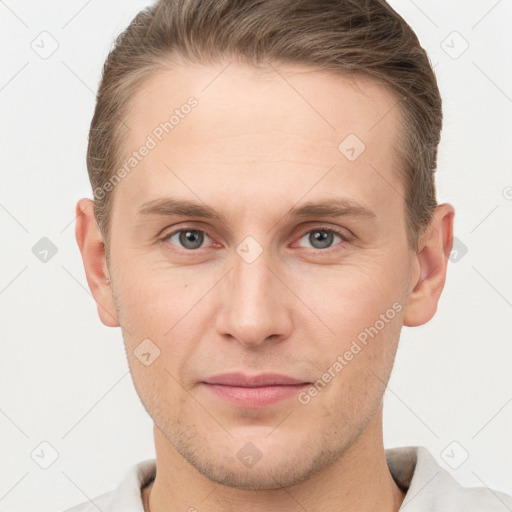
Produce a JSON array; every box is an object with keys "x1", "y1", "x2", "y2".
[
  {"x1": 113, "y1": 256, "x2": 193, "y2": 334},
  {"x1": 306, "y1": 309, "x2": 402, "y2": 426},
  {"x1": 296, "y1": 257, "x2": 405, "y2": 386},
  {"x1": 113, "y1": 267, "x2": 206, "y2": 379},
  {"x1": 302, "y1": 258, "x2": 402, "y2": 335}
]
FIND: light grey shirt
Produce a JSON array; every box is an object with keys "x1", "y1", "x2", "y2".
[{"x1": 63, "y1": 446, "x2": 512, "y2": 511}]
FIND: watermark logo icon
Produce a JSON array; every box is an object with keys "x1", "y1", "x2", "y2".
[
  {"x1": 134, "y1": 338, "x2": 161, "y2": 366},
  {"x1": 30, "y1": 31, "x2": 59, "y2": 59},
  {"x1": 441, "y1": 441, "x2": 469, "y2": 469},
  {"x1": 449, "y1": 236, "x2": 468, "y2": 263},
  {"x1": 338, "y1": 133, "x2": 366, "y2": 161},
  {"x1": 31, "y1": 441, "x2": 59, "y2": 469},
  {"x1": 32, "y1": 237, "x2": 58, "y2": 263},
  {"x1": 236, "y1": 236, "x2": 263, "y2": 264},
  {"x1": 237, "y1": 442, "x2": 263, "y2": 468},
  {"x1": 441, "y1": 31, "x2": 469, "y2": 59}
]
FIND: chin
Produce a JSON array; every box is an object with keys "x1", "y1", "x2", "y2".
[
  {"x1": 194, "y1": 458, "x2": 314, "y2": 490},
  {"x1": 178, "y1": 435, "x2": 345, "y2": 491}
]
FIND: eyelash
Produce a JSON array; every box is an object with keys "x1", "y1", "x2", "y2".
[{"x1": 160, "y1": 225, "x2": 349, "y2": 253}]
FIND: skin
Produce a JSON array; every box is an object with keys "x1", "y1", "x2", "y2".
[{"x1": 75, "y1": 60, "x2": 454, "y2": 512}]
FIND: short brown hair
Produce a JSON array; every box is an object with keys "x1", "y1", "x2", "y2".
[{"x1": 87, "y1": 0, "x2": 441, "y2": 258}]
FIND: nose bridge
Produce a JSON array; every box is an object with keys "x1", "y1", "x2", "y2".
[{"x1": 217, "y1": 238, "x2": 292, "y2": 346}]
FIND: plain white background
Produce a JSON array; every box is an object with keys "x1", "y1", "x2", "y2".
[{"x1": 1, "y1": 1, "x2": 511, "y2": 511}]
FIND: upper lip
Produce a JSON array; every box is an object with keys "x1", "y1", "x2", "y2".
[{"x1": 203, "y1": 372, "x2": 308, "y2": 387}]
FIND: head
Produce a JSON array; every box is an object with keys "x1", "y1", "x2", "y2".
[{"x1": 76, "y1": 0, "x2": 454, "y2": 490}]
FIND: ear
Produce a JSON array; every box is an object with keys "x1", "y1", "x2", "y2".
[
  {"x1": 75, "y1": 198, "x2": 120, "y2": 327},
  {"x1": 403, "y1": 203, "x2": 455, "y2": 327}
]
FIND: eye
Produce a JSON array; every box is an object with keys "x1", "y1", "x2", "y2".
[
  {"x1": 296, "y1": 227, "x2": 347, "y2": 250},
  {"x1": 163, "y1": 228, "x2": 211, "y2": 250},
  {"x1": 161, "y1": 225, "x2": 349, "y2": 252}
]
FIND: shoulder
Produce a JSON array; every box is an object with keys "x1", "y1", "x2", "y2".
[
  {"x1": 60, "y1": 459, "x2": 156, "y2": 512},
  {"x1": 61, "y1": 490, "x2": 115, "y2": 512},
  {"x1": 386, "y1": 446, "x2": 512, "y2": 511},
  {"x1": 448, "y1": 485, "x2": 512, "y2": 510}
]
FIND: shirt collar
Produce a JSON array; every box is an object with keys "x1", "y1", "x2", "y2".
[{"x1": 106, "y1": 446, "x2": 468, "y2": 511}]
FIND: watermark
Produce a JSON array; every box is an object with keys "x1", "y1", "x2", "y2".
[
  {"x1": 93, "y1": 96, "x2": 198, "y2": 200},
  {"x1": 440, "y1": 31, "x2": 469, "y2": 60},
  {"x1": 449, "y1": 236, "x2": 468, "y2": 263},
  {"x1": 236, "y1": 236, "x2": 264, "y2": 264},
  {"x1": 440, "y1": 441, "x2": 469, "y2": 469},
  {"x1": 30, "y1": 441, "x2": 59, "y2": 469},
  {"x1": 32, "y1": 236, "x2": 58, "y2": 263},
  {"x1": 338, "y1": 133, "x2": 366, "y2": 161},
  {"x1": 237, "y1": 441, "x2": 263, "y2": 468},
  {"x1": 134, "y1": 338, "x2": 161, "y2": 366},
  {"x1": 30, "y1": 31, "x2": 59, "y2": 59},
  {"x1": 297, "y1": 301, "x2": 403, "y2": 405}
]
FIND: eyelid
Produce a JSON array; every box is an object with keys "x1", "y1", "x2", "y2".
[
  {"x1": 161, "y1": 226, "x2": 214, "y2": 249},
  {"x1": 297, "y1": 224, "x2": 351, "y2": 240},
  {"x1": 160, "y1": 223, "x2": 352, "y2": 251},
  {"x1": 293, "y1": 224, "x2": 351, "y2": 251}
]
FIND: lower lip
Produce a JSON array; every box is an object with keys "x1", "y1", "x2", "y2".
[{"x1": 202, "y1": 383, "x2": 309, "y2": 408}]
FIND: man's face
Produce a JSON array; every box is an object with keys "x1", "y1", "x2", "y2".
[{"x1": 107, "y1": 61, "x2": 415, "y2": 488}]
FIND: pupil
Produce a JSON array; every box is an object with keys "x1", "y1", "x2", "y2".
[
  {"x1": 180, "y1": 230, "x2": 203, "y2": 249},
  {"x1": 311, "y1": 230, "x2": 332, "y2": 249}
]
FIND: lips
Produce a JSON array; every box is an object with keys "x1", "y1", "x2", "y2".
[
  {"x1": 203, "y1": 372, "x2": 307, "y2": 387},
  {"x1": 201, "y1": 372, "x2": 310, "y2": 408}
]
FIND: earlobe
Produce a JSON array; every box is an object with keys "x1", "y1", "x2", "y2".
[
  {"x1": 75, "y1": 198, "x2": 120, "y2": 328},
  {"x1": 402, "y1": 203, "x2": 455, "y2": 327}
]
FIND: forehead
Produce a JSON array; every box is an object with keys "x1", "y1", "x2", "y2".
[
  {"x1": 124, "y1": 61, "x2": 403, "y2": 151},
  {"x1": 114, "y1": 61, "x2": 405, "y2": 226}
]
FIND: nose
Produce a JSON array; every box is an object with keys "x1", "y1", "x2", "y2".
[{"x1": 215, "y1": 245, "x2": 293, "y2": 348}]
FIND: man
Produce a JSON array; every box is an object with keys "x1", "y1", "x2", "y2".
[{"x1": 68, "y1": 0, "x2": 512, "y2": 510}]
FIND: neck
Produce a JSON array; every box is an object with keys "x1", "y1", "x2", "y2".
[{"x1": 143, "y1": 406, "x2": 405, "y2": 512}]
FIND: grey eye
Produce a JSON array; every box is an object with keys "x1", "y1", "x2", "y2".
[
  {"x1": 298, "y1": 229, "x2": 344, "y2": 250},
  {"x1": 168, "y1": 229, "x2": 208, "y2": 250}
]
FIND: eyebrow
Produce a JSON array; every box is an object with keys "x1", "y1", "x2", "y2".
[{"x1": 136, "y1": 197, "x2": 377, "y2": 223}]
